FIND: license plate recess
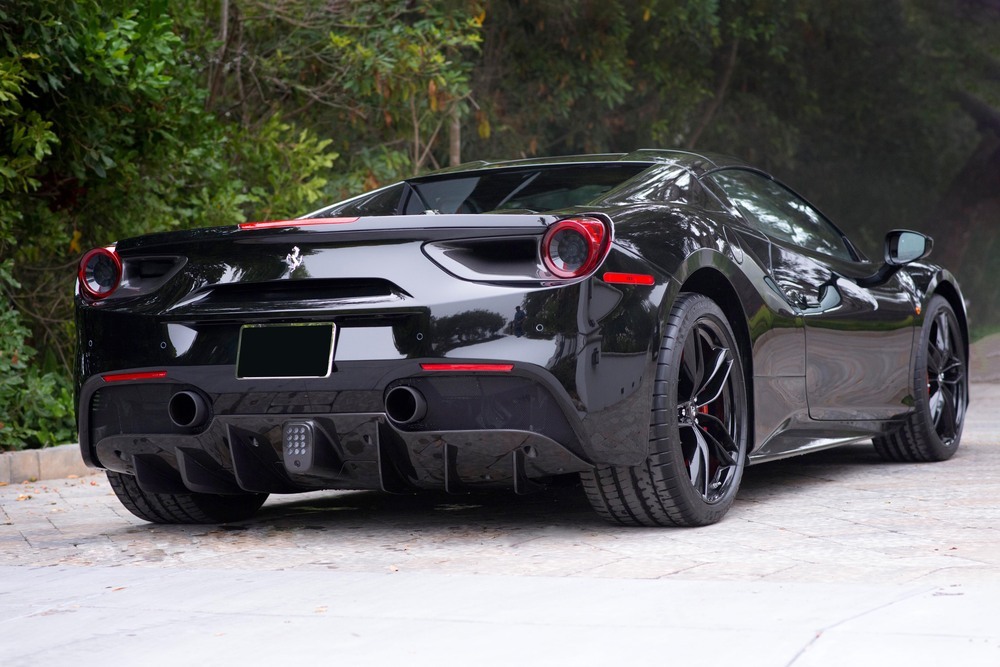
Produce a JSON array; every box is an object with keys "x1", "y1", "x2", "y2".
[{"x1": 237, "y1": 323, "x2": 335, "y2": 379}]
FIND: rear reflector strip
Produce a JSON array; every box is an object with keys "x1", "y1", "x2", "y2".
[
  {"x1": 102, "y1": 371, "x2": 168, "y2": 383},
  {"x1": 602, "y1": 272, "x2": 655, "y2": 286},
  {"x1": 420, "y1": 363, "x2": 514, "y2": 372},
  {"x1": 238, "y1": 217, "x2": 360, "y2": 230}
]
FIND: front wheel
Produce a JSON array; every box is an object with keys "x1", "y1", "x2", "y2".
[
  {"x1": 582, "y1": 293, "x2": 749, "y2": 527},
  {"x1": 873, "y1": 295, "x2": 968, "y2": 462},
  {"x1": 107, "y1": 470, "x2": 268, "y2": 524}
]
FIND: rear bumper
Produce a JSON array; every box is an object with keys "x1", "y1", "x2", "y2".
[
  {"x1": 76, "y1": 259, "x2": 665, "y2": 492},
  {"x1": 79, "y1": 361, "x2": 596, "y2": 495}
]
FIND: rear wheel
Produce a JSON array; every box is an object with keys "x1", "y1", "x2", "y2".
[
  {"x1": 582, "y1": 294, "x2": 749, "y2": 527},
  {"x1": 107, "y1": 471, "x2": 268, "y2": 524},
  {"x1": 873, "y1": 295, "x2": 967, "y2": 462}
]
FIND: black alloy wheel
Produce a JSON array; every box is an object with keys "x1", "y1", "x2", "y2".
[
  {"x1": 874, "y1": 295, "x2": 967, "y2": 462},
  {"x1": 676, "y1": 311, "x2": 744, "y2": 504},
  {"x1": 582, "y1": 293, "x2": 748, "y2": 527},
  {"x1": 926, "y1": 305, "x2": 967, "y2": 447}
]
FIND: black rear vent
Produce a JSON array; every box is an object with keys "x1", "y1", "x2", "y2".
[
  {"x1": 133, "y1": 258, "x2": 179, "y2": 279},
  {"x1": 203, "y1": 278, "x2": 401, "y2": 305}
]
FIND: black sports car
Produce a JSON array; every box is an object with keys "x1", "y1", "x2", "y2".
[{"x1": 75, "y1": 149, "x2": 969, "y2": 527}]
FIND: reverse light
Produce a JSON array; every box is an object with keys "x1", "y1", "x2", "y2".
[
  {"x1": 541, "y1": 217, "x2": 610, "y2": 279},
  {"x1": 78, "y1": 247, "x2": 122, "y2": 300},
  {"x1": 282, "y1": 421, "x2": 316, "y2": 473}
]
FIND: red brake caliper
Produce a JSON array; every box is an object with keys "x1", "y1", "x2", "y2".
[{"x1": 699, "y1": 404, "x2": 720, "y2": 477}]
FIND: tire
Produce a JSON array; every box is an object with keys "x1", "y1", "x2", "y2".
[
  {"x1": 107, "y1": 470, "x2": 268, "y2": 524},
  {"x1": 873, "y1": 295, "x2": 968, "y2": 462},
  {"x1": 581, "y1": 293, "x2": 749, "y2": 527}
]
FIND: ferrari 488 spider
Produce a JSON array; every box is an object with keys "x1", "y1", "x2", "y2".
[{"x1": 75, "y1": 149, "x2": 969, "y2": 526}]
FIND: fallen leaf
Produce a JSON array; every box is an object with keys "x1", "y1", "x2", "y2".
[{"x1": 69, "y1": 229, "x2": 82, "y2": 254}]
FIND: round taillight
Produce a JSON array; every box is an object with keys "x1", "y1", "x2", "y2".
[
  {"x1": 541, "y1": 217, "x2": 609, "y2": 279},
  {"x1": 78, "y1": 247, "x2": 122, "y2": 300}
]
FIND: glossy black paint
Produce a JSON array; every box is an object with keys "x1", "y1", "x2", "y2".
[{"x1": 75, "y1": 149, "x2": 968, "y2": 500}]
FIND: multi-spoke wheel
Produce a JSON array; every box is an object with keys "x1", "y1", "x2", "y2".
[
  {"x1": 874, "y1": 295, "x2": 967, "y2": 462},
  {"x1": 582, "y1": 293, "x2": 748, "y2": 527}
]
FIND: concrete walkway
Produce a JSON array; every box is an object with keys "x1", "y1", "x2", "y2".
[{"x1": 2, "y1": 385, "x2": 999, "y2": 666}]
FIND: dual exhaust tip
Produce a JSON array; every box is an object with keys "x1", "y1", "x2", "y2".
[
  {"x1": 384, "y1": 385, "x2": 426, "y2": 426},
  {"x1": 167, "y1": 390, "x2": 209, "y2": 429},
  {"x1": 167, "y1": 385, "x2": 427, "y2": 429}
]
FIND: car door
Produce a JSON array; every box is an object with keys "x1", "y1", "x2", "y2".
[{"x1": 706, "y1": 168, "x2": 918, "y2": 420}]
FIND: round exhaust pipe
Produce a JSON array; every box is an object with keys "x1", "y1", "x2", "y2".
[
  {"x1": 168, "y1": 390, "x2": 209, "y2": 429},
  {"x1": 385, "y1": 385, "x2": 427, "y2": 425}
]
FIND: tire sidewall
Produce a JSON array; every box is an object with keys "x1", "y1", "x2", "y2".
[
  {"x1": 655, "y1": 295, "x2": 748, "y2": 522},
  {"x1": 913, "y1": 296, "x2": 967, "y2": 458}
]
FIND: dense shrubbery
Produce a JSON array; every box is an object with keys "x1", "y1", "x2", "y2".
[
  {"x1": 0, "y1": 261, "x2": 75, "y2": 449},
  {"x1": 0, "y1": 0, "x2": 997, "y2": 449},
  {"x1": 0, "y1": 0, "x2": 480, "y2": 449}
]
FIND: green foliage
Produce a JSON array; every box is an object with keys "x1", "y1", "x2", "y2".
[
  {"x1": 233, "y1": 116, "x2": 339, "y2": 219},
  {"x1": 464, "y1": 0, "x2": 991, "y2": 259},
  {"x1": 0, "y1": 0, "x2": 998, "y2": 448},
  {"x1": 192, "y1": 0, "x2": 482, "y2": 194},
  {"x1": 0, "y1": 261, "x2": 74, "y2": 450},
  {"x1": 0, "y1": 0, "x2": 345, "y2": 449}
]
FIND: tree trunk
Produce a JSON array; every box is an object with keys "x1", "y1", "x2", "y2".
[
  {"x1": 206, "y1": 0, "x2": 230, "y2": 112},
  {"x1": 686, "y1": 39, "x2": 739, "y2": 150},
  {"x1": 449, "y1": 104, "x2": 461, "y2": 166}
]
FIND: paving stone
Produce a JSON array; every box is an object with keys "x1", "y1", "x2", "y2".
[{"x1": 2, "y1": 384, "x2": 1000, "y2": 665}]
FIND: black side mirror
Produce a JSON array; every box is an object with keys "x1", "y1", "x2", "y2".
[
  {"x1": 858, "y1": 230, "x2": 933, "y2": 287},
  {"x1": 885, "y1": 230, "x2": 932, "y2": 266}
]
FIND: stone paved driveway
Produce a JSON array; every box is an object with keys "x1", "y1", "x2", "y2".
[
  {"x1": 3, "y1": 386, "x2": 1000, "y2": 584},
  {"x1": 2, "y1": 385, "x2": 999, "y2": 666}
]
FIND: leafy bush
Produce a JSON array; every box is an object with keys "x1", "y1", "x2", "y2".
[{"x1": 0, "y1": 262, "x2": 75, "y2": 450}]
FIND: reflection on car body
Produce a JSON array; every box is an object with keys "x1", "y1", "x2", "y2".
[{"x1": 75, "y1": 149, "x2": 969, "y2": 527}]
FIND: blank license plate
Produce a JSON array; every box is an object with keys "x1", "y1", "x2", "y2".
[{"x1": 237, "y1": 323, "x2": 335, "y2": 379}]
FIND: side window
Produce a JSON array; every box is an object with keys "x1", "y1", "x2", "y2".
[
  {"x1": 707, "y1": 169, "x2": 852, "y2": 261},
  {"x1": 591, "y1": 166, "x2": 722, "y2": 210}
]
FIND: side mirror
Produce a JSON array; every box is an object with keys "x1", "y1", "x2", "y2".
[
  {"x1": 885, "y1": 230, "x2": 932, "y2": 266},
  {"x1": 858, "y1": 230, "x2": 933, "y2": 288}
]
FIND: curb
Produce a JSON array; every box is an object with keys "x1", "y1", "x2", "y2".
[{"x1": 0, "y1": 443, "x2": 98, "y2": 484}]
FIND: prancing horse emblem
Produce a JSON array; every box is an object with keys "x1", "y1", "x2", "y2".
[{"x1": 285, "y1": 246, "x2": 303, "y2": 271}]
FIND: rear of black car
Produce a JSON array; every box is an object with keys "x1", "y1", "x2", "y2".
[{"x1": 74, "y1": 161, "x2": 673, "y2": 521}]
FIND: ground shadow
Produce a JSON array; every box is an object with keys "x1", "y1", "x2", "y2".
[{"x1": 113, "y1": 442, "x2": 909, "y2": 536}]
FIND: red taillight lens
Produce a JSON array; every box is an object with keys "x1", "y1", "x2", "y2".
[
  {"x1": 78, "y1": 247, "x2": 122, "y2": 300},
  {"x1": 420, "y1": 363, "x2": 514, "y2": 372},
  {"x1": 541, "y1": 217, "x2": 610, "y2": 279},
  {"x1": 102, "y1": 370, "x2": 168, "y2": 383},
  {"x1": 602, "y1": 272, "x2": 655, "y2": 286}
]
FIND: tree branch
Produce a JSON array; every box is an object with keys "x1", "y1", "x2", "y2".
[
  {"x1": 206, "y1": 0, "x2": 230, "y2": 112},
  {"x1": 686, "y1": 38, "x2": 740, "y2": 150},
  {"x1": 954, "y1": 89, "x2": 1000, "y2": 135}
]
